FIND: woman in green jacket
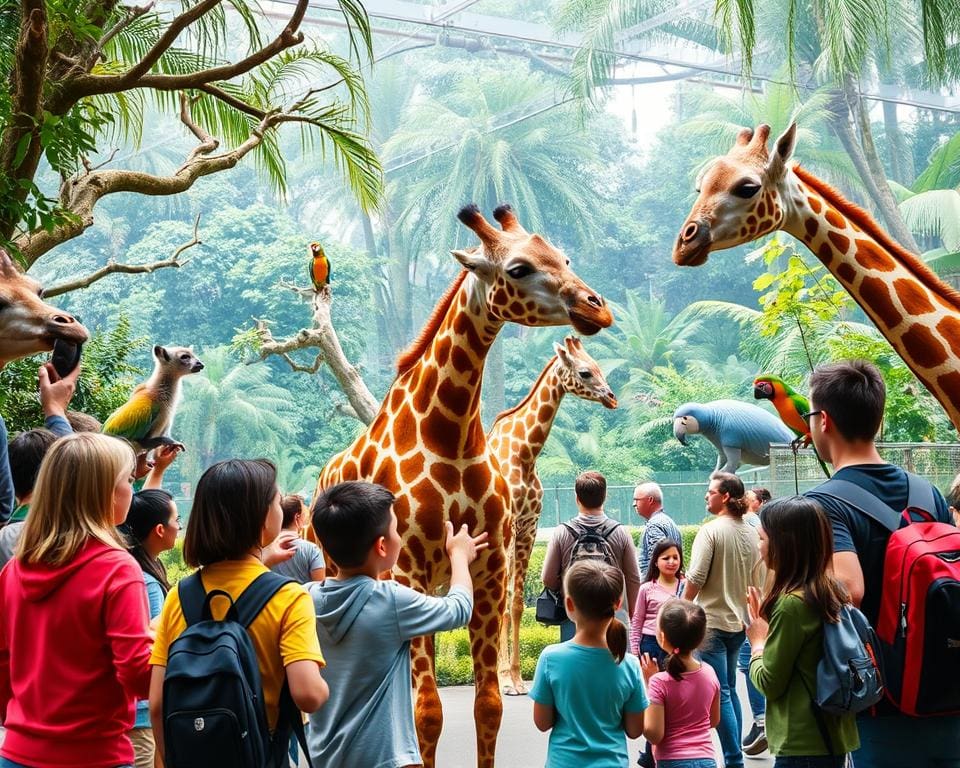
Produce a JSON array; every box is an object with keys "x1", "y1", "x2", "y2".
[{"x1": 746, "y1": 496, "x2": 858, "y2": 768}]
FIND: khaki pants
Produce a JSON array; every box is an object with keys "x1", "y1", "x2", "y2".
[{"x1": 129, "y1": 727, "x2": 156, "y2": 768}]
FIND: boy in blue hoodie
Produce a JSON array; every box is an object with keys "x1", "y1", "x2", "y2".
[{"x1": 307, "y1": 481, "x2": 487, "y2": 768}]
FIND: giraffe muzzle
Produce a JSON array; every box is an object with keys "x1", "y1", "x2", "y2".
[{"x1": 673, "y1": 219, "x2": 712, "y2": 267}]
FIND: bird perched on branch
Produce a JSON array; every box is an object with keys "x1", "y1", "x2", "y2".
[
  {"x1": 309, "y1": 242, "x2": 330, "y2": 290},
  {"x1": 753, "y1": 374, "x2": 830, "y2": 477}
]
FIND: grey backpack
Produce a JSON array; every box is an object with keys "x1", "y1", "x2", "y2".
[{"x1": 816, "y1": 603, "x2": 884, "y2": 715}]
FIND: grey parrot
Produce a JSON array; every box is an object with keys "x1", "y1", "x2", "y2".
[{"x1": 673, "y1": 399, "x2": 795, "y2": 473}]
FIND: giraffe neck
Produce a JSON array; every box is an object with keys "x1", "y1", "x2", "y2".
[
  {"x1": 781, "y1": 165, "x2": 960, "y2": 427},
  {"x1": 490, "y1": 359, "x2": 565, "y2": 463},
  {"x1": 393, "y1": 272, "x2": 504, "y2": 453}
]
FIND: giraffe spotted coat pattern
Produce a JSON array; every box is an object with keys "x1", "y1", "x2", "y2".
[
  {"x1": 315, "y1": 204, "x2": 613, "y2": 768},
  {"x1": 487, "y1": 336, "x2": 617, "y2": 696},
  {"x1": 674, "y1": 122, "x2": 960, "y2": 432}
]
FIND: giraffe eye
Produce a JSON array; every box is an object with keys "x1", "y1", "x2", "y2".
[
  {"x1": 578, "y1": 370, "x2": 593, "y2": 380},
  {"x1": 732, "y1": 181, "x2": 761, "y2": 199},
  {"x1": 506, "y1": 264, "x2": 534, "y2": 279}
]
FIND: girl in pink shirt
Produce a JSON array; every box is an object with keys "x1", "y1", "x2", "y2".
[
  {"x1": 630, "y1": 539, "x2": 685, "y2": 659},
  {"x1": 640, "y1": 599, "x2": 721, "y2": 768}
]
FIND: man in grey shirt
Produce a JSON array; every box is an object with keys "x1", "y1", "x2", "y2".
[
  {"x1": 633, "y1": 482, "x2": 683, "y2": 575},
  {"x1": 542, "y1": 471, "x2": 642, "y2": 641}
]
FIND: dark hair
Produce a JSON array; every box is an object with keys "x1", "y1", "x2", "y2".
[
  {"x1": 808, "y1": 360, "x2": 885, "y2": 441},
  {"x1": 750, "y1": 487, "x2": 772, "y2": 505},
  {"x1": 281, "y1": 494, "x2": 305, "y2": 528},
  {"x1": 65, "y1": 411, "x2": 102, "y2": 432},
  {"x1": 563, "y1": 560, "x2": 627, "y2": 663},
  {"x1": 710, "y1": 471, "x2": 747, "y2": 517},
  {"x1": 758, "y1": 496, "x2": 848, "y2": 623},
  {"x1": 9, "y1": 429, "x2": 57, "y2": 500},
  {"x1": 643, "y1": 538, "x2": 684, "y2": 584},
  {"x1": 575, "y1": 470, "x2": 606, "y2": 509},
  {"x1": 123, "y1": 489, "x2": 174, "y2": 592},
  {"x1": 311, "y1": 481, "x2": 394, "y2": 569},
  {"x1": 658, "y1": 599, "x2": 707, "y2": 680},
  {"x1": 184, "y1": 459, "x2": 278, "y2": 568}
]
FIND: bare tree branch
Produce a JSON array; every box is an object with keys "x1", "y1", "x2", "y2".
[
  {"x1": 81, "y1": 147, "x2": 120, "y2": 175},
  {"x1": 250, "y1": 286, "x2": 379, "y2": 425},
  {"x1": 198, "y1": 83, "x2": 267, "y2": 119},
  {"x1": 65, "y1": 0, "x2": 309, "y2": 101},
  {"x1": 89, "y1": 2, "x2": 155, "y2": 66},
  {"x1": 44, "y1": 213, "x2": 202, "y2": 297},
  {"x1": 119, "y1": 0, "x2": 219, "y2": 83}
]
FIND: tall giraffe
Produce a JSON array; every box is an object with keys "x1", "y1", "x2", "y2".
[
  {"x1": 0, "y1": 249, "x2": 88, "y2": 368},
  {"x1": 316, "y1": 204, "x2": 613, "y2": 767},
  {"x1": 488, "y1": 335, "x2": 617, "y2": 696},
  {"x1": 674, "y1": 123, "x2": 960, "y2": 432}
]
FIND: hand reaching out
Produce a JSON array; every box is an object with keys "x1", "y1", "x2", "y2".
[
  {"x1": 639, "y1": 652, "x2": 660, "y2": 682},
  {"x1": 444, "y1": 521, "x2": 489, "y2": 564},
  {"x1": 39, "y1": 362, "x2": 80, "y2": 418},
  {"x1": 745, "y1": 586, "x2": 769, "y2": 648}
]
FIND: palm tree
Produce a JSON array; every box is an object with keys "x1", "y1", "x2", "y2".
[{"x1": 176, "y1": 347, "x2": 301, "y2": 479}]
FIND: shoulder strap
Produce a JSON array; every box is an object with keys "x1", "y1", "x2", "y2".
[
  {"x1": 234, "y1": 571, "x2": 296, "y2": 628},
  {"x1": 905, "y1": 472, "x2": 938, "y2": 522},
  {"x1": 813, "y1": 478, "x2": 901, "y2": 533},
  {"x1": 598, "y1": 519, "x2": 621, "y2": 540},
  {"x1": 275, "y1": 681, "x2": 314, "y2": 768},
  {"x1": 178, "y1": 571, "x2": 207, "y2": 627}
]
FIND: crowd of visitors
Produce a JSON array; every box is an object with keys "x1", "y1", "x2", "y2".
[{"x1": 1, "y1": 356, "x2": 958, "y2": 768}]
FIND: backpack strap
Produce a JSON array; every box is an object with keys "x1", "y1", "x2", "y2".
[
  {"x1": 178, "y1": 571, "x2": 208, "y2": 627},
  {"x1": 813, "y1": 478, "x2": 901, "y2": 533},
  {"x1": 275, "y1": 681, "x2": 314, "y2": 768},
  {"x1": 234, "y1": 571, "x2": 296, "y2": 628},
  {"x1": 905, "y1": 472, "x2": 938, "y2": 523},
  {"x1": 597, "y1": 518, "x2": 621, "y2": 540}
]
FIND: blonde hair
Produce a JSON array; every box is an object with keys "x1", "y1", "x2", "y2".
[{"x1": 17, "y1": 433, "x2": 135, "y2": 566}]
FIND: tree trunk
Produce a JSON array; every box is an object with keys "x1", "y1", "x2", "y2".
[{"x1": 882, "y1": 99, "x2": 914, "y2": 185}]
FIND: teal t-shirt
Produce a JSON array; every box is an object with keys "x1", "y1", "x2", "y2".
[{"x1": 530, "y1": 641, "x2": 648, "y2": 768}]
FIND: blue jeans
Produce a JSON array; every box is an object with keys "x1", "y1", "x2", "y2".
[
  {"x1": 855, "y1": 712, "x2": 960, "y2": 768},
  {"x1": 639, "y1": 633, "x2": 668, "y2": 667},
  {"x1": 737, "y1": 636, "x2": 765, "y2": 722},
  {"x1": 659, "y1": 760, "x2": 718, "y2": 768},
  {"x1": 700, "y1": 628, "x2": 745, "y2": 768},
  {"x1": 773, "y1": 758, "x2": 846, "y2": 768}
]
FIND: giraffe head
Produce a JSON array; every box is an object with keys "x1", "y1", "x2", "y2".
[
  {"x1": 0, "y1": 249, "x2": 88, "y2": 370},
  {"x1": 553, "y1": 336, "x2": 617, "y2": 409},
  {"x1": 674, "y1": 122, "x2": 798, "y2": 266},
  {"x1": 451, "y1": 204, "x2": 613, "y2": 335}
]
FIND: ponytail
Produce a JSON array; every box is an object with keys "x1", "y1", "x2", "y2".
[
  {"x1": 658, "y1": 599, "x2": 707, "y2": 680},
  {"x1": 665, "y1": 650, "x2": 687, "y2": 681},
  {"x1": 606, "y1": 617, "x2": 628, "y2": 664}
]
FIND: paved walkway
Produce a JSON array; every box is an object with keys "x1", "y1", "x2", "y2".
[{"x1": 435, "y1": 675, "x2": 775, "y2": 767}]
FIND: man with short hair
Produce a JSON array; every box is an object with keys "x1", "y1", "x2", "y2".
[
  {"x1": 632, "y1": 481, "x2": 682, "y2": 575},
  {"x1": 804, "y1": 360, "x2": 959, "y2": 767},
  {"x1": 542, "y1": 471, "x2": 641, "y2": 641}
]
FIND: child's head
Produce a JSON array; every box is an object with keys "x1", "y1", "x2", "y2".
[
  {"x1": 124, "y1": 489, "x2": 177, "y2": 590},
  {"x1": 8, "y1": 428, "x2": 57, "y2": 502},
  {"x1": 280, "y1": 493, "x2": 307, "y2": 530},
  {"x1": 643, "y1": 538, "x2": 683, "y2": 583},
  {"x1": 746, "y1": 486, "x2": 771, "y2": 513},
  {"x1": 311, "y1": 481, "x2": 396, "y2": 570},
  {"x1": 563, "y1": 559, "x2": 627, "y2": 663},
  {"x1": 18, "y1": 433, "x2": 135, "y2": 566},
  {"x1": 657, "y1": 599, "x2": 707, "y2": 680},
  {"x1": 183, "y1": 459, "x2": 281, "y2": 568},
  {"x1": 758, "y1": 495, "x2": 847, "y2": 622}
]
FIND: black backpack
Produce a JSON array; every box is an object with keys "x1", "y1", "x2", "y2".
[
  {"x1": 563, "y1": 518, "x2": 621, "y2": 568},
  {"x1": 162, "y1": 571, "x2": 312, "y2": 768}
]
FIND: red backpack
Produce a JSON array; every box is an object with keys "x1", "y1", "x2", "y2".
[{"x1": 817, "y1": 474, "x2": 960, "y2": 716}]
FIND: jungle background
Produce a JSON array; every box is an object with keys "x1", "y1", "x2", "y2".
[{"x1": 2, "y1": 0, "x2": 960, "y2": 524}]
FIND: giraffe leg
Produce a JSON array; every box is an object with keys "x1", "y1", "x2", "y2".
[
  {"x1": 508, "y1": 523, "x2": 537, "y2": 695},
  {"x1": 412, "y1": 632, "x2": 443, "y2": 768},
  {"x1": 470, "y1": 547, "x2": 506, "y2": 767},
  {"x1": 498, "y1": 536, "x2": 519, "y2": 694}
]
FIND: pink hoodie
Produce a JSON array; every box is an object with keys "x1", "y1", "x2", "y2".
[{"x1": 0, "y1": 538, "x2": 152, "y2": 768}]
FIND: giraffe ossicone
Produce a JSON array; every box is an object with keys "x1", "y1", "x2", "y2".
[
  {"x1": 316, "y1": 205, "x2": 613, "y2": 767},
  {"x1": 675, "y1": 122, "x2": 960, "y2": 432}
]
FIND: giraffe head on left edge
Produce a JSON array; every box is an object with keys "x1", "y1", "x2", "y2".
[
  {"x1": 674, "y1": 122, "x2": 798, "y2": 267},
  {"x1": 452, "y1": 204, "x2": 613, "y2": 335}
]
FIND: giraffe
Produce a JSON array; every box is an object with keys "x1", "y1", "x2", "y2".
[
  {"x1": 488, "y1": 335, "x2": 617, "y2": 696},
  {"x1": 0, "y1": 248, "x2": 88, "y2": 368},
  {"x1": 674, "y1": 122, "x2": 960, "y2": 432},
  {"x1": 316, "y1": 204, "x2": 613, "y2": 767}
]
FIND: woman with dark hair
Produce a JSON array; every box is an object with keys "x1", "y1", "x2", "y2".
[
  {"x1": 270, "y1": 494, "x2": 325, "y2": 584},
  {"x1": 124, "y1": 488, "x2": 179, "y2": 767},
  {"x1": 148, "y1": 459, "x2": 329, "y2": 766},
  {"x1": 682, "y1": 472, "x2": 764, "y2": 768},
  {"x1": 747, "y1": 496, "x2": 859, "y2": 767}
]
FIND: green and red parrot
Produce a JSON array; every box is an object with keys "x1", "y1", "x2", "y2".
[
  {"x1": 310, "y1": 242, "x2": 330, "y2": 290},
  {"x1": 753, "y1": 373, "x2": 831, "y2": 477}
]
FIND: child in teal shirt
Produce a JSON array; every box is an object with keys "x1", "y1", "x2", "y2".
[{"x1": 531, "y1": 560, "x2": 648, "y2": 768}]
